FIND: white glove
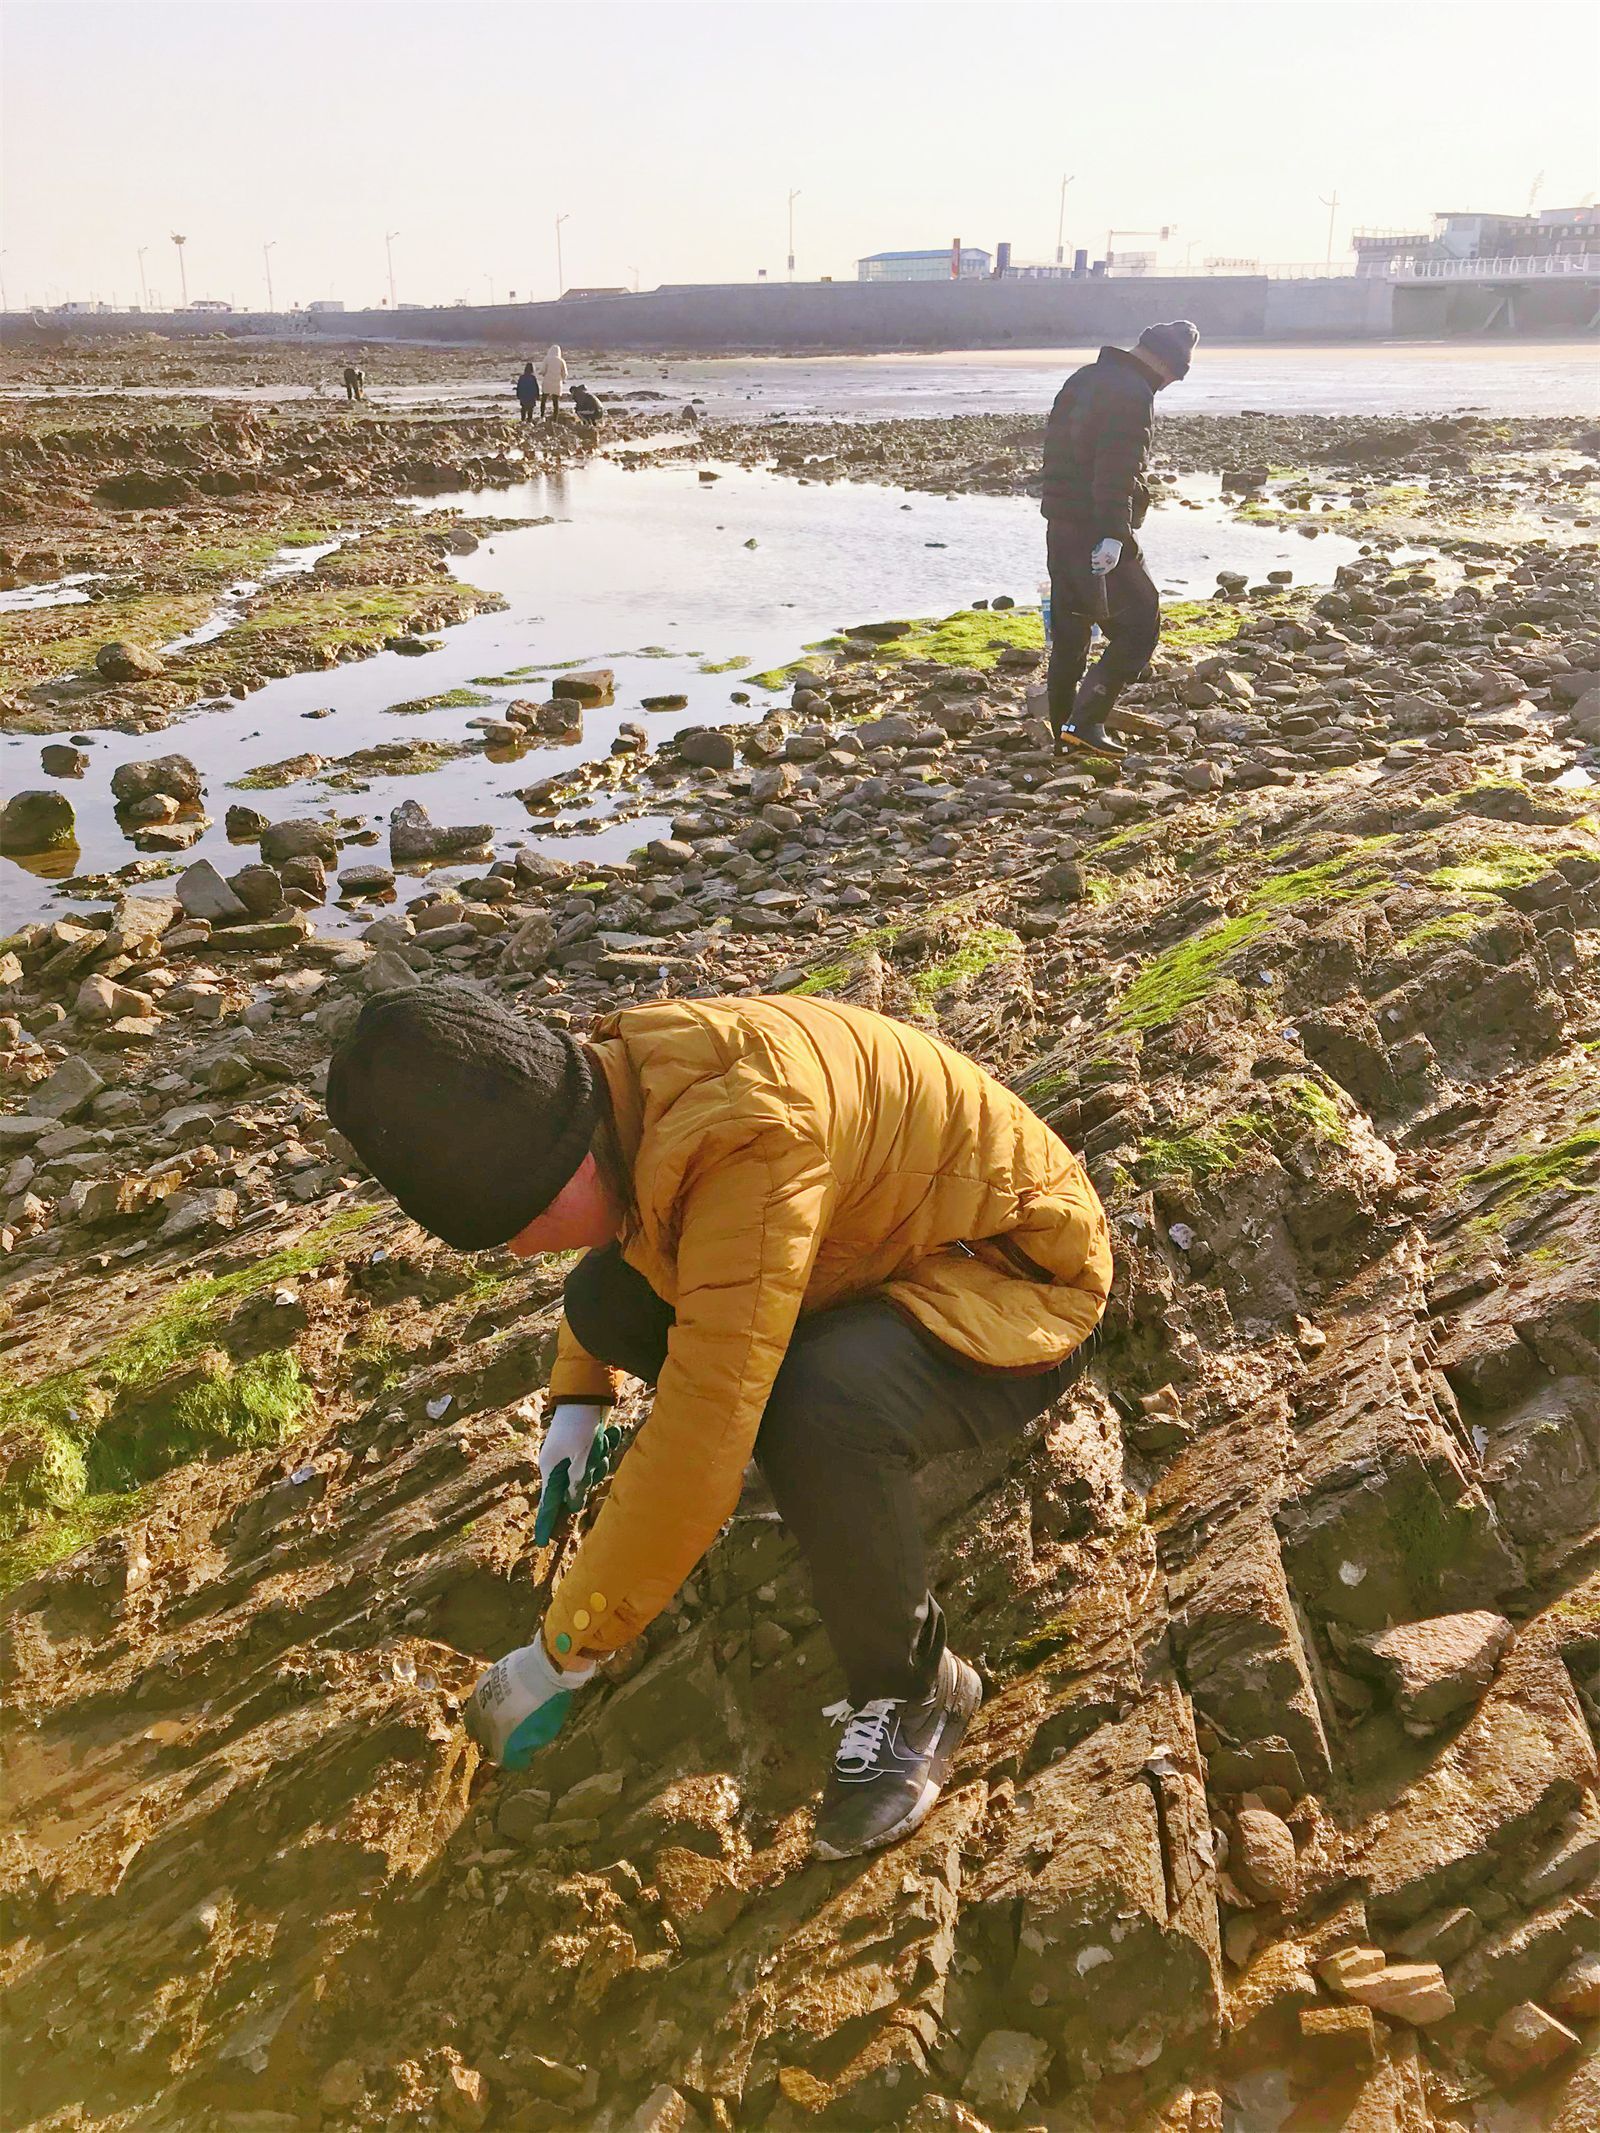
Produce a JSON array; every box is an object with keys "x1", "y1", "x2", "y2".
[
  {"x1": 540, "y1": 1401, "x2": 606, "y2": 1500},
  {"x1": 1091, "y1": 537, "x2": 1123, "y2": 576},
  {"x1": 465, "y1": 1631, "x2": 596, "y2": 1768}
]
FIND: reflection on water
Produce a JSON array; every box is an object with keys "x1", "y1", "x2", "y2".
[
  {"x1": 0, "y1": 841, "x2": 82, "y2": 883},
  {"x1": 2, "y1": 457, "x2": 1364, "y2": 934},
  {"x1": 0, "y1": 572, "x2": 100, "y2": 614}
]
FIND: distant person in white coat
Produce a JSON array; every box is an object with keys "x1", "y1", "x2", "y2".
[{"x1": 541, "y1": 344, "x2": 568, "y2": 418}]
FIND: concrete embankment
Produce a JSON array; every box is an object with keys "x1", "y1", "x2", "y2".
[{"x1": 7, "y1": 268, "x2": 1595, "y2": 353}]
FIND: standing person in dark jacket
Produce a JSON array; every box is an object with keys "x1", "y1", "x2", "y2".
[
  {"x1": 515, "y1": 361, "x2": 541, "y2": 423},
  {"x1": 1041, "y1": 320, "x2": 1198, "y2": 752}
]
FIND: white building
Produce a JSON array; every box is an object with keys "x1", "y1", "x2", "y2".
[{"x1": 856, "y1": 248, "x2": 992, "y2": 283}]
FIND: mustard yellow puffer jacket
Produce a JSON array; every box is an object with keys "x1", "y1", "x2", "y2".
[{"x1": 544, "y1": 994, "x2": 1111, "y2": 1662}]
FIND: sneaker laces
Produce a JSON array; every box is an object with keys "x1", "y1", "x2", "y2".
[{"x1": 823, "y1": 1696, "x2": 900, "y2": 1775}]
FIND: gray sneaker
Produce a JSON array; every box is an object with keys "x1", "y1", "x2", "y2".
[{"x1": 812, "y1": 1650, "x2": 983, "y2": 1861}]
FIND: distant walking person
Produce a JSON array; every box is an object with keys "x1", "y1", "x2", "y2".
[
  {"x1": 342, "y1": 363, "x2": 365, "y2": 404},
  {"x1": 541, "y1": 343, "x2": 568, "y2": 418},
  {"x1": 515, "y1": 361, "x2": 541, "y2": 424},
  {"x1": 570, "y1": 382, "x2": 604, "y2": 428},
  {"x1": 1041, "y1": 320, "x2": 1198, "y2": 753}
]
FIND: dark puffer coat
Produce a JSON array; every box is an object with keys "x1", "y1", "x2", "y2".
[{"x1": 1040, "y1": 344, "x2": 1159, "y2": 541}]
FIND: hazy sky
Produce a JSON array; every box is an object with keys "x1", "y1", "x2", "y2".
[{"x1": 3, "y1": 0, "x2": 1596, "y2": 311}]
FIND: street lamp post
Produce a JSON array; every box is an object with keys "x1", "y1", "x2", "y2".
[
  {"x1": 787, "y1": 189, "x2": 801, "y2": 278},
  {"x1": 1319, "y1": 190, "x2": 1340, "y2": 269},
  {"x1": 554, "y1": 213, "x2": 569, "y2": 298},
  {"x1": 171, "y1": 233, "x2": 188, "y2": 308},
  {"x1": 385, "y1": 230, "x2": 400, "y2": 309},
  {"x1": 136, "y1": 246, "x2": 150, "y2": 308},
  {"x1": 263, "y1": 240, "x2": 277, "y2": 312},
  {"x1": 1056, "y1": 174, "x2": 1075, "y2": 265},
  {"x1": 628, "y1": 265, "x2": 640, "y2": 293}
]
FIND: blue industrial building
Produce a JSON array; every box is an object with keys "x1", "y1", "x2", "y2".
[{"x1": 857, "y1": 247, "x2": 992, "y2": 283}]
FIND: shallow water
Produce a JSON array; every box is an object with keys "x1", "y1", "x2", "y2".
[
  {"x1": 621, "y1": 343, "x2": 1600, "y2": 421},
  {"x1": 3, "y1": 458, "x2": 1366, "y2": 932},
  {"x1": 0, "y1": 573, "x2": 100, "y2": 615},
  {"x1": 3, "y1": 341, "x2": 1596, "y2": 421},
  {"x1": 161, "y1": 537, "x2": 346, "y2": 654}
]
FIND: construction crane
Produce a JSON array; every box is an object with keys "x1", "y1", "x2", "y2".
[{"x1": 1105, "y1": 225, "x2": 1174, "y2": 271}]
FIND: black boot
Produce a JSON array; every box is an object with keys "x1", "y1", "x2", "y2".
[
  {"x1": 812, "y1": 1648, "x2": 983, "y2": 1860},
  {"x1": 1060, "y1": 676, "x2": 1126, "y2": 756}
]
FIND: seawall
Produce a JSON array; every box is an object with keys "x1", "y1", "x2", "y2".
[{"x1": 6, "y1": 271, "x2": 1596, "y2": 353}]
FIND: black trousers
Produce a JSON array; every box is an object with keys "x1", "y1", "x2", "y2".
[
  {"x1": 1045, "y1": 518, "x2": 1161, "y2": 729},
  {"x1": 562, "y1": 1245, "x2": 1087, "y2": 1704},
  {"x1": 519, "y1": 399, "x2": 538, "y2": 422}
]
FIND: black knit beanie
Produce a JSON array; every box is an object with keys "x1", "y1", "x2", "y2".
[
  {"x1": 1137, "y1": 319, "x2": 1200, "y2": 377},
  {"x1": 326, "y1": 978, "x2": 599, "y2": 1251}
]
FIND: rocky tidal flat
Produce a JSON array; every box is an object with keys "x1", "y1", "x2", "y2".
[{"x1": 1, "y1": 340, "x2": 1599, "y2": 2133}]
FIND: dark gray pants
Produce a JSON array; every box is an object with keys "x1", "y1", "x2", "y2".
[
  {"x1": 562, "y1": 1245, "x2": 1086, "y2": 1704},
  {"x1": 1045, "y1": 519, "x2": 1161, "y2": 730}
]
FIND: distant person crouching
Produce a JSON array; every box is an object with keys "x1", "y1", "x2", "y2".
[{"x1": 570, "y1": 383, "x2": 604, "y2": 429}]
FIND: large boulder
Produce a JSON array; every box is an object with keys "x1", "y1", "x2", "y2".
[
  {"x1": 106, "y1": 895, "x2": 180, "y2": 956},
  {"x1": 121, "y1": 793, "x2": 181, "y2": 826},
  {"x1": 31, "y1": 1055, "x2": 106, "y2": 1121},
  {"x1": 676, "y1": 727, "x2": 738, "y2": 770},
  {"x1": 750, "y1": 764, "x2": 799, "y2": 806},
  {"x1": 336, "y1": 863, "x2": 396, "y2": 897},
  {"x1": 1, "y1": 789, "x2": 77, "y2": 854},
  {"x1": 1562, "y1": 685, "x2": 1600, "y2": 745},
  {"x1": 550, "y1": 667, "x2": 615, "y2": 705},
  {"x1": 501, "y1": 911, "x2": 556, "y2": 972},
  {"x1": 111, "y1": 754, "x2": 202, "y2": 808},
  {"x1": 962, "y1": 2031, "x2": 1052, "y2": 2122},
  {"x1": 855, "y1": 713, "x2": 920, "y2": 749},
  {"x1": 96, "y1": 641, "x2": 166, "y2": 683},
  {"x1": 260, "y1": 818, "x2": 338, "y2": 865},
  {"x1": 76, "y1": 973, "x2": 156, "y2": 1024},
  {"x1": 176, "y1": 859, "x2": 249, "y2": 925},
  {"x1": 1354, "y1": 1610, "x2": 1513, "y2": 1730},
  {"x1": 390, "y1": 799, "x2": 493, "y2": 866},
  {"x1": 510, "y1": 847, "x2": 575, "y2": 889},
  {"x1": 1231, "y1": 1805, "x2": 1299, "y2": 1904},
  {"x1": 228, "y1": 863, "x2": 288, "y2": 917}
]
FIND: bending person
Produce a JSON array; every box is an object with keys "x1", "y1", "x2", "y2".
[{"x1": 327, "y1": 981, "x2": 1112, "y2": 1860}]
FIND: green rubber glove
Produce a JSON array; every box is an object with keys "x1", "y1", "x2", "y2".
[{"x1": 465, "y1": 1632, "x2": 596, "y2": 1769}]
